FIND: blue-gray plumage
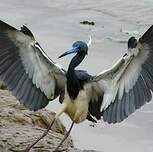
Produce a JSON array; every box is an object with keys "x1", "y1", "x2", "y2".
[
  {"x1": 59, "y1": 41, "x2": 88, "y2": 100},
  {"x1": 1, "y1": 20, "x2": 153, "y2": 151}
]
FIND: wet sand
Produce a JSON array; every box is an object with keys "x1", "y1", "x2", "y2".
[{"x1": 0, "y1": 0, "x2": 153, "y2": 151}]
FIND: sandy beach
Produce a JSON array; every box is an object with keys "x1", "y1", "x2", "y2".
[{"x1": 0, "y1": 0, "x2": 153, "y2": 151}]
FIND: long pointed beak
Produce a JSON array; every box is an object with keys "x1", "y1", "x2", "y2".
[{"x1": 58, "y1": 46, "x2": 79, "y2": 58}]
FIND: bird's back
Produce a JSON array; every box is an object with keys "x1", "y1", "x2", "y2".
[{"x1": 59, "y1": 70, "x2": 92, "y2": 103}]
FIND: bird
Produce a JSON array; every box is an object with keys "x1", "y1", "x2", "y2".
[{"x1": 0, "y1": 20, "x2": 153, "y2": 151}]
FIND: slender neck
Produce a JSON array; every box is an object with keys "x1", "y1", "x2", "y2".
[
  {"x1": 68, "y1": 53, "x2": 85, "y2": 73},
  {"x1": 66, "y1": 53, "x2": 85, "y2": 99}
]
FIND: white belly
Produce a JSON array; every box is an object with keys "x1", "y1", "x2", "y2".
[{"x1": 63, "y1": 88, "x2": 89, "y2": 123}]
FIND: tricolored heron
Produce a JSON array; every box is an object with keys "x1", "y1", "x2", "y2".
[{"x1": 0, "y1": 20, "x2": 153, "y2": 151}]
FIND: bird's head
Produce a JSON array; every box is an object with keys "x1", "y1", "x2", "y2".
[
  {"x1": 58, "y1": 36, "x2": 92, "y2": 58},
  {"x1": 128, "y1": 37, "x2": 137, "y2": 49}
]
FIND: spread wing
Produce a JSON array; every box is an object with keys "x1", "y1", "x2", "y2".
[
  {"x1": 0, "y1": 20, "x2": 66, "y2": 110},
  {"x1": 88, "y1": 25, "x2": 153, "y2": 123}
]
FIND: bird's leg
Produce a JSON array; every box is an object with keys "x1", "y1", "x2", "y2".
[
  {"x1": 24, "y1": 118, "x2": 55, "y2": 152},
  {"x1": 24, "y1": 104, "x2": 67, "y2": 152},
  {"x1": 54, "y1": 121, "x2": 74, "y2": 152}
]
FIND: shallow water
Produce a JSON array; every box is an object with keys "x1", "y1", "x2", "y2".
[{"x1": 1, "y1": 0, "x2": 153, "y2": 151}]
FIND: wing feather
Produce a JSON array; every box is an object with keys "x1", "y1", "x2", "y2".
[
  {"x1": 90, "y1": 25, "x2": 153, "y2": 123},
  {"x1": 0, "y1": 20, "x2": 66, "y2": 110}
]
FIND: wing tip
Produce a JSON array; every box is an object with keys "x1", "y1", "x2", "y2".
[
  {"x1": 0, "y1": 20, "x2": 34, "y2": 38},
  {"x1": 0, "y1": 20, "x2": 17, "y2": 31},
  {"x1": 20, "y1": 25, "x2": 34, "y2": 37},
  {"x1": 139, "y1": 25, "x2": 153, "y2": 43}
]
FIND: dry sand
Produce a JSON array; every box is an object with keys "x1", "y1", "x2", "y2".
[{"x1": 0, "y1": 0, "x2": 153, "y2": 151}]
